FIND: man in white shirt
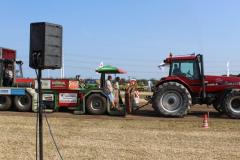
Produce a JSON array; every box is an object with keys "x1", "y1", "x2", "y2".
[{"x1": 105, "y1": 75, "x2": 115, "y2": 109}]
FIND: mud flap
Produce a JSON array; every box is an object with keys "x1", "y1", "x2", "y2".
[
  {"x1": 26, "y1": 88, "x2": 38, "y2": 112},
  {"x1": 73, "y1": 102, "x2": 85, "y2": 115}
]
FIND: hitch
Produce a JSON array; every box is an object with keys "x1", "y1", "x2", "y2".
[{"x1": 133, "y1": 96, "x2": 152, "y2": 111}]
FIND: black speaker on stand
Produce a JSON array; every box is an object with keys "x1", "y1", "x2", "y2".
[
  {"x1": 29, "y1": 22, "x2": 62, "y2": 69},
  {"x1": 29, "y1": 22, "x2": 63, "y2": 160}
]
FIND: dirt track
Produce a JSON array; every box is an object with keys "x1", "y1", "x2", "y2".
[
  {"x1": 0, "y1": 104, "x2": 229, "y2": 120},
  {"x1": 0, "y1": 104, "x2": 239, "y2": 160}
]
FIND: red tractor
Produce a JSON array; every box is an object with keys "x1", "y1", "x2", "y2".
[{"x1": 152, "y1": 53, "x2": 240, "y2": 118}]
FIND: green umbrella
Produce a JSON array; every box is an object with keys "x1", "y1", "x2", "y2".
[{"x1": 96, "y1": 65, "x2": 127, "y2": 74}]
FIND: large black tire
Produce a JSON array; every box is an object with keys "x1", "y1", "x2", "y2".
[
  {"x1": 86, "y1": 94, "x2": 107, "y2": 115},
  {"x1": 152, "y1": 82, "x2": 192, "y2": 117},
  {"x1": 0, "y1": 95, "x2": 12, "y2": 111},
  {"x1": 14, "y1": 93, "x2": 32, "y2": 112},
  {"x1": 223, "y1": 91, "x2": 240, "y2": 119}
]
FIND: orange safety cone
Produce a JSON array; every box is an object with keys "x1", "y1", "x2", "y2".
[{"x1": 202, "y1": 113, "x2": 209, "y2": 128}]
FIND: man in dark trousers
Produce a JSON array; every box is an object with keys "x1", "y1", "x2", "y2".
[{"x1": 3, "y1": 64, "x2": 13, "y2": 86}]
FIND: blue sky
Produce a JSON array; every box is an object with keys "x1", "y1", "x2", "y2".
[{"x1": 0, "y1": 0, "x2": 240, "y2": 79}]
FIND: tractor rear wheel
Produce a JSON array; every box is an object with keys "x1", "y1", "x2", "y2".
[
  {"x1": 152, "y1": 82, "x2": 192, "y2": 117},
  {"x1": 14, "y1": 93, "x2": 32, "y2": 112},
  {"x1": 0, "y1": 95, "x2": 12, "y2": 111},
  {"x1": 86, "y1": 94, "x2": 107, "y2": 115},
  {"x1": 223, "y1": 91, "x2": 240, "y2": 119}
]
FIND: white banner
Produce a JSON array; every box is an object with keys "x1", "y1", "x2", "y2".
[
  {"x1": 59, "y1": 93, "x2": 77, "y2": 103},
  {"x1": 42, "y1": 94, "x2": 54, "y2": 101},
  {"x1": 35, "y1": 80, "x2": 51, "y2": 89},
  {"x1": 0, "y1": 89, "x2": 11, "y2": 95}
]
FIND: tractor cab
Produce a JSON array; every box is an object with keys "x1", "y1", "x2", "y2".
[
  {"x1": 160, "y1": 53, "x2": 204, "y2": 81},
  {"x1": 167, "y1": 55, "x2": 202, "y2": 80},
  {"x1": 0, "y1": 48, "x2": 17, "y2": 87},
  {"x1": 0, "y1": 48, "x2": 25, "y2": 87}
]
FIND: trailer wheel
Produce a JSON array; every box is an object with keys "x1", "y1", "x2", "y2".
[
  {"x1": 223, "y1": 91, "x2": 240, "y2": 119},
  {"x1": 152, "y1": 82, "x2": 192, "y2": 117},
  {"x1": 14, "y1": 93, "x2": 32, "y2": 112},
  {"x1": 86, "y1": 94, "x2": 107, "y2": 115},
  {"x1": 0, "y1": 95, "x2": 12, "y2": 111}
]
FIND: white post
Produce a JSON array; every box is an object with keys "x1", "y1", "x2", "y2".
[
  {"x1": 227, "y1": 61, "x2": 230, "y2": 77},
  {"x1": 61, "y1": 54, "x2": 65, "y2": 78}
]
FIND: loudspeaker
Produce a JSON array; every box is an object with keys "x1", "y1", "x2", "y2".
[{"x1": 29, "y1": 22, "x2": 63, "y2": 69}]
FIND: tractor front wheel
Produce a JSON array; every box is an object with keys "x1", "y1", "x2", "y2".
[
  {"x1": 86, "y1": 94, "x2": 107, "y2": 115},
  {"x1": 152, "y1": 82, "x2": 192, "y2": 117},
  {"x1": 223, "y1": 91, "x2": 240, "y2": 119}
]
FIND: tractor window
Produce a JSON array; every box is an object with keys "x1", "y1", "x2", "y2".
[
  {"x1": 171, "y1": 61, "x2": 200, "y2": 80},
  {"x1": 181, "y1": 63, "x2": 193, "y2": 76}
]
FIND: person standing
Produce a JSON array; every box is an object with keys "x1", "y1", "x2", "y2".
[
  {"x1": 105, "y1": 75, "x2": 115, "y2": 109},
  {"x1": 3, "y1": 64, "x2": 13, "y2": 86},
  {"x1": 148, "y1": 80, "x2": 152, "y2": 92},
  {"x1": 114, "y1": 77, "x2": 120, "y2": 90},
  {"x1": 113, "y1": 77, "x2": 120, "y2": 107}
]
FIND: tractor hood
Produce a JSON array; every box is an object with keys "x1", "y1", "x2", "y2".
[{"x1": 205, "y1": 75, "x2": 240, "y2": 85}]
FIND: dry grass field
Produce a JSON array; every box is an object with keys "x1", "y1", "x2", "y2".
[{"x1": 0, "y1": 110, "x2": 240, "y2": 160}]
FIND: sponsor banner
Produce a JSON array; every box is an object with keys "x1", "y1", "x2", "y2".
[
  {"x1": 51, "y1": 80, "x2": 68, "y2": 89},
  {"x1": 42, "y1": 80, "x2": 51, "y2": 89},
  {"x1": 69, "y1": 80, "x2": 79, "y2": 90},
  {"x1": 0, "y1": 89, "x2": 11, "y2": 95},
  {"x1": 11, "y1": 89, "x2": 25, "y2": 95},
  {"x1": 35, "y1": 80, "x2": 51, "y2": 89},
  {"x1": 42, "y1": 94, "x2": 54, "y2": 101},
  {"x1": 59, "y1": 93, "x2": 77, "y2": 104},
  {"x1": 0, "y1": 89, "x2": 25, "y2": 95}
]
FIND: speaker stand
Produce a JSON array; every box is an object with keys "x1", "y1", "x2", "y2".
[{"x1": 37, "y1": 68, "x2": 43, "y2": 160}]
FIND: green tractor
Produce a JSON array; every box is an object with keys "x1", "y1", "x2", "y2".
[{"x1": 74, "y1": 65, "x2": 127, "y2": 116}]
